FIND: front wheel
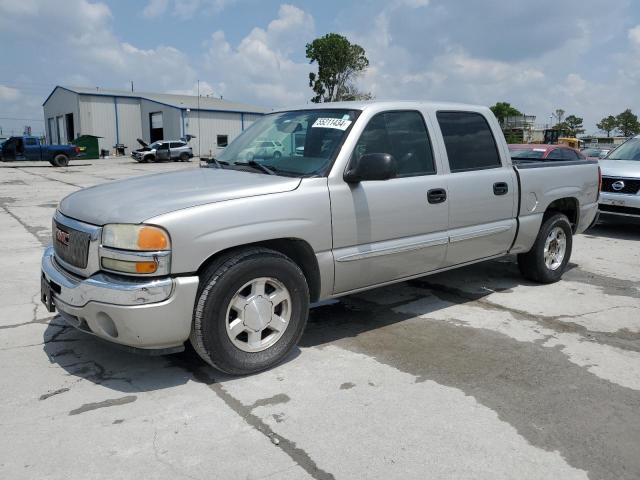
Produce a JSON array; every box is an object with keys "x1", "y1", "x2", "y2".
[
  {"x1": 517, "y1": 213, "x2": 573, "y2": 283},
  {"x1": 190, "y1": 248, "x2": 309, "y2": 375},
  {"x1": 179, "y1": 152, "x2": 190, "y2": 162}
]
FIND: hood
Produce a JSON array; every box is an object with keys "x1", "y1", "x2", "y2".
[
  {"x1": 136, "y1": 138, "x2": 149, "y2": 148},
  {"x1": 598, "y1": 159, "x2": 640, "y2": 178},
  {"x1": 59, "y1": 168, "x2": 302, "y2": 225}
]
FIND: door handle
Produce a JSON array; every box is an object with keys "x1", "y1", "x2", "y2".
[
  {"x1": 493, "y1": 182, "x2": 509, "y2": 196},
  {"x1": 427, "y1": 188, "x2": 447, "y2": 204}
]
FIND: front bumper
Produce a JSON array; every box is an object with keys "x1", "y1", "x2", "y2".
[
  {"x1": 599, "y1": 191, "x2": 640, "y2": 218},
  {"x1": 41, "y1": 246, "x2": 199, "y2": 351}
]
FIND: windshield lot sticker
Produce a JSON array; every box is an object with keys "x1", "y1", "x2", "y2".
[{"x1": 312, "y1": 118, "x2": 352, "y2": 130}]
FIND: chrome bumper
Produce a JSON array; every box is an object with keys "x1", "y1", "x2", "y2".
[{"x1": 41, "y1": 246, "x2": 199, "y2": 350}]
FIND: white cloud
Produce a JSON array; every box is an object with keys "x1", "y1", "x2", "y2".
[
  {"x1": 142, "y1": 0, "x2": 169, "y2": 18},
  {"x1": 629, "y1": 25, "x2": 640, "y2": 46},
  {"x1": 202, "y1": 4, "x2": 315, "y2": 106},
  {"x1": 0, "y1": 85, "x2": 21, "y2": 101}
]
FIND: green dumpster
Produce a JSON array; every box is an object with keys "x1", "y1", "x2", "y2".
[{"x1": 72, "y1": 135, "x2": 102, "y2": 160}]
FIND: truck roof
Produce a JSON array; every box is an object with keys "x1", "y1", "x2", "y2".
[{"x1": 273, "y1": 100, "x2": 490, "y2": 114}]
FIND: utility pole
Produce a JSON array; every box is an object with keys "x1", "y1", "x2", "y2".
[
  {"x1": 131, "y1": 81, "x2": 134, "y2": 92},
  {"x1": 197, "y1": 80, "x2": 201, "y2": 157}
]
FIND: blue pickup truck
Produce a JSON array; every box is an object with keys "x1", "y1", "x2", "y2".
[{"x1": 0, "y1": 136, "x2": 82, "y2": 167}]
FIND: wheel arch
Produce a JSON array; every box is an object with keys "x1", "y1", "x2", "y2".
[
  {"x1": 543, "y1": 197, "x2": 579, "y2": 232},
  {"x1": 196, "y1": 237, "x2": 321, "y2": 302}
]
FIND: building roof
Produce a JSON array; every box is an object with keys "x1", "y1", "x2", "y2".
[{"x1": 44, "y1": 86, "x2": 268, "y2": 114}]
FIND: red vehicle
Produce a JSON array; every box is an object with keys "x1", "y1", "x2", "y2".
[{"x1": 509, "y1": 144, "x2": 586, "y2": 161}]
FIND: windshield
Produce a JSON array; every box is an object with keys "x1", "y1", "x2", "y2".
[
  {"x1": 606, "y1": 138, "x2": 640, "y2": 161},
  {"x1": 149, "y1": 142, "x2": 162, "y2": 149},
  {"x1": 509, "y1": 148, "x2": 546, "y2": 159},
  {"x1": 218, "y1": 109, "x2": 360, "y2": 176}
]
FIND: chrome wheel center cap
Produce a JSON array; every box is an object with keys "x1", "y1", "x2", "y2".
[{"x1": 243, "y1": 296, "x2": 272, "y2": 331}]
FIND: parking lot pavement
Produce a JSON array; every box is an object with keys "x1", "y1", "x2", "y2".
[{"x1": 1, "y1": 158, "x2": 639, "y2": 480}]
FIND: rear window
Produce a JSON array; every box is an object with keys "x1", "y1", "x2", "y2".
[
  {"x1": 509, "y1": 148, "x2": 546, "y2": 159},
  {"x1": 437, "y1": 111, "x2": 502, "y2": 172}
]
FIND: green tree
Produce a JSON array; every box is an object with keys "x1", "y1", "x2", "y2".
[
  {"x1": 306, "y1": 33, "x2": 371, "y2": 103},
  {"x1": 489, "y1": 102, "x2": 522, "y2": 125},
  {"x1": 563, "y1": 115, "x2": 585, "y2": 136},
  {"x1": 615, "y1": 109, "x2": 640, "y2": 137},
  {"x1": 596, "y1": 115, "x2": 618, "y2": 137}
]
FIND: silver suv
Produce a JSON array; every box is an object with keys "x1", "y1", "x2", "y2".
[
  {"x1": 598, "y1": 135, "x2": 640, "y2": 220},
  {"x1": 132, "y1": 139, "x2": 193, "y2": 163}
]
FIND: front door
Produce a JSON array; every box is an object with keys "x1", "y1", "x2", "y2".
[
  {"x1": 24, "y1": 137, "x2": 41, "y2": 161},
  {"x1": 435, "y1": 111, "x2": 517, "y2": 267},
  {"x1": 329, "y1": 110, "x2": 449, "y2": 294}
]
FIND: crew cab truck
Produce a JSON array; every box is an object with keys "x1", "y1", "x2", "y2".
[
  {"x1": 41, "y1": 101, "x2": 599, "y2": 374},
  {"x1": 1, "y1": 136, "x2": 81, "y2": 166}
]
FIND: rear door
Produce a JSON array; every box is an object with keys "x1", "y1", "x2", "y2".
[
  {"x1": 435, "y1": 111, "x2": 517, "y2": 267},
  {"x1": 329, "y1": 110, "x2": 449, "y2": 294},
  {"x1": 155, "y1": 142, "x2": 171, "y2": 161}
]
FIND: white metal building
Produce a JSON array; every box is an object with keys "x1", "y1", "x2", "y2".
[{"x1": 43, "y1": 86, "x2": 267, "y2": 156}]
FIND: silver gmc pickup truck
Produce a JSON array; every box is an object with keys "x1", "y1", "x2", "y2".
[{"x1": 41, "y1": 101, "x2": 599, "y2": 374}]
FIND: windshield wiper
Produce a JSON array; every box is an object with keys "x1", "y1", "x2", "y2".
[
  {"x1": 204, "y1": 157, "x2": 229, "y2": 169},
  {"x1": 234, "y1": 160, "x2": 277, "y2": 175}
]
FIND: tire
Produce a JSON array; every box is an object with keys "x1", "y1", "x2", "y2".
[
  {"x1": 273, "y1": 150, "x2": 282, "y2": 159},
  {"x1": 179, "y1": 152, "x2": 189, "y2": 162},
  {"x1": 190, "y1": 247, "x2": 309, "y2": 375},
  {"x1": 517, "y1": 213, "x2": 573, "y2": 283},
  {"x1": 51, "y1": 154, "x2": 69, "y2": 167},
  {"x1": 144, "y1": 155, "x2": 155, "y2": 163}
]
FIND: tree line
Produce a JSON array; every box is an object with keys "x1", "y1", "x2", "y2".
[{"x1": 490, "y1": 102, "x2": 640, "y2": 138}]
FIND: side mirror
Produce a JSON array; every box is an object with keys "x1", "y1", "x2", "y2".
[{"x1": 344, "y1": 153, "x2": 397, "y2": 183}]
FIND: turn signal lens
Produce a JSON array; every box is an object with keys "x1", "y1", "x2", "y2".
[
  {"x1": 102, "y1": 258, "x2": 158, "y2": 274},
  {"x1": 138, "y1": 226, "x2": 169, "y2": 250}
]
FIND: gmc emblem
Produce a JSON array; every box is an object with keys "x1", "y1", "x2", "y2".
[{"x1": 55, "y1": 228, "x2": 70, "y2": 246}]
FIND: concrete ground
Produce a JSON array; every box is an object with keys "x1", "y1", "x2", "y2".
[{"x1": 0, "y1": 157, "x2": 639, "y2": 480}]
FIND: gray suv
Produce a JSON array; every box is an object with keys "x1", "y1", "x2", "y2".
[{"x1": 132, "y1": 139, "x2": 193, "y2": 163}]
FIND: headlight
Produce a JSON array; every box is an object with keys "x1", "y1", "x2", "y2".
[
  {"x1": 102, "y1": 224, "x2": 170, "y2": 251},
  {"x1": 100, "y1": 224, "x2": 171, "y2": 276}
]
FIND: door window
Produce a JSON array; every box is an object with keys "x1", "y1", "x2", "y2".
[
  {"x1": 436, "y1": 111, "x2": 501, "y2": 172},
  {"x1": 353, "y1": 111, "x2": 435, "y2": 177},
  {"x1": 561, "y1": 148, "x2": 579, "y2": 160},
  {"x1": 25, "y1": 137, "x2": 38, "y2": 146}
]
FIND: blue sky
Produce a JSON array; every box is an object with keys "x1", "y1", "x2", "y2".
[{"x1": 1, "y1": 0, "x2": 639, "y2": 137}]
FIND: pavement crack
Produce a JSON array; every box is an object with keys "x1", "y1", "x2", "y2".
[
  {"x1": 152, "y1": 429, "x2": 201, "y2": 480},
  {"x1": 190, "y1": 367, "x2": 335, "y2": 480},
  {"x1": 68, "y1": 395, "x2": 137, "y2": 415},
  {"x1": 249, "y1": 393, "x2": 291, "y2": 410},
  {"x1": 39, "y1": 387, "x2": 70, "y2": 400}
]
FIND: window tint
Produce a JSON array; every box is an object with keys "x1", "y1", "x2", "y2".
[
  {"x1": 562, "y1": 148, "x2": 579, "y2": 160},
  {"x1": 546, "y1": 149, "x2": 564, "y2": 160},
  {"x1": 217, "y1": 135, "x2": 229, "y2": 147},
  {"x1": 169, "y1": 142, "x2": 180, "y2": 148},
  {"x1": 353, "y1": 111, "x2": 435, "y2": 176},
  {"x1": 436, "y1": 111, "x2": 501, "y2": 172},
  {"x1": 25, "y1": 137, "x2": 37, "y2": 146}
]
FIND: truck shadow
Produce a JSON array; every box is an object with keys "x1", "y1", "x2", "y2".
[{"x1": 42, "y1": 256, "x2": 537, "y2": 392}]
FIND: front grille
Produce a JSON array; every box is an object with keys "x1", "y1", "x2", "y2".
[
  {"x1": 599, "y1": 204, "x2": 640, "y2": 216},
  {"x1": 601, "y1": 177, "x2": 640, "y2": 194},
  {"x1": 53, "y1": 220, "x2": 90, "y2": 269}
]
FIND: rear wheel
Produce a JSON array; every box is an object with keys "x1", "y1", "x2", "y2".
[
  {"x1": 190, "y1": 247, "x2": 309, "y2": 375},
  {"x1": 518, "y1": 213, "x2": 573, "y2": 283},
  {"x1": 51, "y1": 154, "x2": 69, "y2": 167}
]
